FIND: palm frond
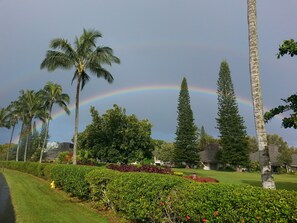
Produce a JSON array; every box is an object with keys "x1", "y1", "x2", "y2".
[
  {"x1": 41, "y1": 51, "x2": 73, "y2": 71},
  {"x1": 76, "y1": 29, "x2": 102, "y2": 57},
  {"x1": 71, "y1": 71, "x2": 79, "y2": 86},
  {"x1": 88, "y1": 65, "x2": 114, "y2": 83},
  {"x1": 81, "y1": 71, "x2": 90, "y2": 90},
  {"x1": 91, "y1": 46, "x2": 121, "y2": 65},
  {"x1": 50, "y1": 38, "x2": 78, "y2": 61}
]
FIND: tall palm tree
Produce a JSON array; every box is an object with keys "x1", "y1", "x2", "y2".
[
  {"x1": 38, "y1": 82, "x2": 70, "y2": 163},
  {"x1": 0, "y1": 107, "x2": 9, "y2": 129},
  {"x1": 247, "y1": 0, "x2": 275, "y2": 189},
  {"x1": 18, "y1": 90, "x2": 45, "y2": 162},
  {"x1": 41, "y1": 29, "x2": 120, "y2": 164},
  {"x1": 6, "y1": 102, "x2": 19, "y2": 160}
]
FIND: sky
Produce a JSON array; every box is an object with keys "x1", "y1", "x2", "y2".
[{"x1": 1, "y1": 0, "x2": 297, "y2": 147}]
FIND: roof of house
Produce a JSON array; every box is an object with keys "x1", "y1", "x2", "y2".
[
  {"x1": 291, "y1": 154, "x2": 297, "y2": 167},
  {"x1": 45, "y1": 142, "x2": 73, "y2": 161},
  {"x1": 249, "y1": 144, "x2": 281, "y2": 166},
  {"x1": 199, "y1": 143, "x2": 220, "y2": 163}
]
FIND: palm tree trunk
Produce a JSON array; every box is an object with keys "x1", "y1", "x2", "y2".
[
  {"x1": 24, "y1": 134, "x2": 29, "y2": 162},
  {"x1": 247, "y1": 0, "x2": 275, "y2": 189},
  {"x1": 73, "y1": 77, "x2": 81, "y2": 165},
  {"x1": 24, "y1": 121, "x2": 33, "y2": 162},
  {"x1": 16, "y1": 122, "x2": 25, "y2": 162},
  {"x1": 6, "y1": 124, "x2": 15, "y2": 161},
  {"x1": 40, "y1": 117, "x2": 50, "y2": 163}
]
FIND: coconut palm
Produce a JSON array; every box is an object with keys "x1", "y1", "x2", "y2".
[
  {"x1": 0, "y1": 107, "x2": 9, "y2": 128},
  {"x1": 6, "y1": 102, "x2": 19, "y2": 160},
  {"x1": 40, "y1": 29, "x2": 120, "y2": 164},
  {"x1": 247, "y1": 0, "x2": 275, "y2": 189},
  {"x1": 18, "y1": 90, "x2": 46, "y2": 162},
  {"x1": 38, "y1": 82, "x2": 70, "y2": 163}
]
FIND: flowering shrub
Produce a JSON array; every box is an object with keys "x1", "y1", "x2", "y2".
[
  {"x1": 183, "y1": 175, "x2": 219, "y2": 183},
  {"x1": 107, "y1": 163, "x2": 172, "y2": 174}
]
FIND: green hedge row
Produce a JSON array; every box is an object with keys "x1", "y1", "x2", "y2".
[{"x1": 1, "y1": 161, "x2": 297, "y2": 223}]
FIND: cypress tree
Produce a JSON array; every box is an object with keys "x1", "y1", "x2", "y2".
[
  {"x1": 198, "y1": 125, "x2": 207, "y2": 151},
  {"x1": 174, "y1": 77, "x2": 199, "y2": 167},
  {"x1": 216, "y1": 60, "x2": 249, "y2": 168}
]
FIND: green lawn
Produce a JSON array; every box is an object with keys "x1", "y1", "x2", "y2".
[
  {"x1": 3, "y1": 169, "x2": 109, "y2": 223},
  {"x1": 174, "y1": 168, "x2": 297, "y2": 191}
]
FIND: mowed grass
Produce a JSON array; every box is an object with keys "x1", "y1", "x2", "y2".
[
  {"x1": 3, "y1": 169, "x2": 108, "y2": 223},
  {"x1": 174, "y1": 168, "x2": 297, "y2": 191}
]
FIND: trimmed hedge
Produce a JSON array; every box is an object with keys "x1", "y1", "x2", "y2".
[{"x1": 1, "y1": 161, "x2": 297, "y2": 223}]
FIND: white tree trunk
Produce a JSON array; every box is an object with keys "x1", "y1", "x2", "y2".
[{"x1": 247, "y1": 0, "x2": 275, "y2": 189}]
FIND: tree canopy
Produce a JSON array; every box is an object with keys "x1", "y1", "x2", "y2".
[
  {"x1": 216, "y1": 60, "x2": 249, "y2": 167},
  {"x1": 174, "y1": 77, "x2": 199, "y2": 167},
  {"x1": 77, "y1": 105, "x2": 153, "y2": 164}
]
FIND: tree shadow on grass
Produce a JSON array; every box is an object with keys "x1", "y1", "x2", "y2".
[{"x1": 241, "y1": 180, "x2": 297, "y2": 191}]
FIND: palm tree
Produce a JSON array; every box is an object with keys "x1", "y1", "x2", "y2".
[
  {"x1": 41, "y1": 29, "x2": 120, "y2": 164},
  {"x1": 38, "y1": 82, "x2": 70, "y2": 163},
  {"x1": 247, "y1": 0, "x2": 275, "y2": 189},
  {"x1": 0, "y1": 107, "x2": 9, "y2": 129},
  {"x1": 6, "y1": 102, "x2": 19, "y2": 160},
  {"x1": 18, "y1": 90, "x2": 46, "y2": 162}
]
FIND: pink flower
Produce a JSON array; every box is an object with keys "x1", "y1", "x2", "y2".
[
  {"x1": 186, "y1": 215, "x2": 191, "y2": 220},
  {"x1": 214, "y1": 211, "x2": 219, "y2": 217},
  {"x1": 159, "y1": 201, "x2": 164, "y2": 205},
  {"x1": 202, "y1": 219, "x2": 207, "y2": 223}
]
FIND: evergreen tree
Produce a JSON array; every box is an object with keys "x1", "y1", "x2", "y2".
[
  {"x1": 216, "y1": 61, "x2": 249, "y2": 167},
  {"x1": 174, "y1": 77, "x2": 199, "y2": 167}
]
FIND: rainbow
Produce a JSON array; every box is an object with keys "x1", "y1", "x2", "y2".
[
  {"x1": 51, "y1": 84, "x2": 255, "y2": 120},
  {"x1": 12, "y1": 84, "x2": 278, "y2": 143}
]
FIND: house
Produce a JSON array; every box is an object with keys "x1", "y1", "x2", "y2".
[
  {"x1": 199, "y1": 143, "x2": 220, "y2": 170},
  {"x1": 290, "y1": 154, "x2": 297, "y2": 171},
  {"x1": 44, "y1": 142, "x2": 73, "y2": 162}
]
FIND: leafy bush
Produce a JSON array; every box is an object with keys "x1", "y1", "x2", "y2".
[
  {"x1": 49, "y1": 164, "x2": 97, "y2": 199},
  {"x1": 106, "y1": 172, "x2": 188, "y2": 222},
  {"x1": 107, "y1": 164, "x2": 172, "y2": 174},
  {"x1": 1, "y1": 161, "x2": 297, "y2": 222},
  {"x1": 0, "y1": 161, "x2": 46, "y2": 177},
  {"x1": 85, "y1": 168, "x2": 121, "y2": 209}
]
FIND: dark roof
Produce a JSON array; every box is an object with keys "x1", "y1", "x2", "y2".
[
  {"x1": 249, "y1": 144, "x2": 280, "y2": 166},
  {"x1": 291, "y1": 154, "x2": 297, "y2": 167},
  {"x1": 199, "y1": 143, "x2": 220, "y2": 163},
  {"x1": 45, "y1": 142, "x2": 73, "y2": 161}
]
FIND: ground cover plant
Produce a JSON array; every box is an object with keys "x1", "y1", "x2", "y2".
[
  {"x1": 107, "y1": 163, "x2": 172, "y2": 174},
  {"x1": 3, "y1": 169, "x2": 108, "y2": 223}
]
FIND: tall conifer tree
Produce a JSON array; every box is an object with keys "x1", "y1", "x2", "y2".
[
  {"x1": 216, "y1": 61, "x2": 249, "y2": 168},
  {"x1": 174, "y1": 77, "x2": 199, "y2": 167}
]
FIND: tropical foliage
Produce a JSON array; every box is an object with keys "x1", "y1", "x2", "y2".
[
  {"x1": 77, "y1": 105, "x2": 153, "y2": 164},
  {"x1": 38, "y1": 82, "x2": 70, "y2": 163},
  {"x1": 40, "y1": 28, "x2": 120, "y2": 164}
]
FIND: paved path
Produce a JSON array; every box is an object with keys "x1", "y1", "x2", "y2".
[{"x1": 0, "y1": 172, "x2": 16, "y2": 223}]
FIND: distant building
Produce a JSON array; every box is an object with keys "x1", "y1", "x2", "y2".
[
  {"x1": 45, "y1": 142, "x2": 73, "y2": 162},
  {"x1": 199, "y1": 143, "x2": 220, "y2": 170}
]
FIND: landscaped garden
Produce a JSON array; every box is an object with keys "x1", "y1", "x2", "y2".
[{"x1": 1, "y1": 161, "x2": 297, "y2": 223}]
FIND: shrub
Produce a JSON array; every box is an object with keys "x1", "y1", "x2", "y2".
[
  {"x1": 85, "y1": 168, "x2": 121, "y2": 209},
  {"x1": 1, "y1": 161, "x2": 297, "y2": 222},
  {"x1": 106, "y1": 172, "x2": 189, "y2": 222},
  {"x1": 49, "y1": 164, "x2": 97, "y2": 199},
  {"x1": 107, "y1": 164, "x2": 172, "y2": 174}
]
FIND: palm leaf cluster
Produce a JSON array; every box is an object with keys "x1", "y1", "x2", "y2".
[
  {"x1": 40, "y1": 28, "x2": 120, "y2": 164},
  {"x1": 0, "y1": 82, "x2": 70, "y2": 162}
]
